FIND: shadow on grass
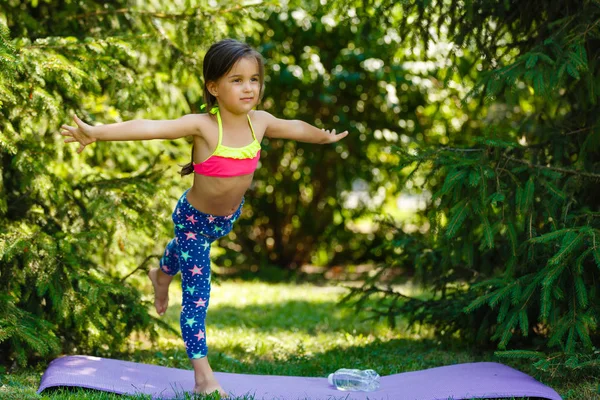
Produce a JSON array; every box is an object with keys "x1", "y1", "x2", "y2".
[
  {"x1": 157, "y1": 286, "x2": 403, "y2": 335},
  {"x1": 211, "y1": 264, "x2": 364, "y2": 287},
  {"x1": 126, "y1": 336, "x2": 488, "y2": 377}
]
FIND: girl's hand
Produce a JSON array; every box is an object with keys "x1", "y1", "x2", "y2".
[
  {"x1": 61, "y1": 115, "x2": 96, "y2": 153},
  {"x1": 322, "y1": 128, "x2": 349, "y2": 144}
]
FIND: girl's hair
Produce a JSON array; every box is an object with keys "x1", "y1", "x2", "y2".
[{"x1": 179, "y1": 39, "x2": 265, "y2": 176}]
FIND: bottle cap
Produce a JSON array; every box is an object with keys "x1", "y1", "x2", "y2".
[{"x1": 327, "y1": 373, "x2": 333, "y2": 385}]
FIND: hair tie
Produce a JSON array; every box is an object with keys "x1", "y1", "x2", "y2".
[{"x1": 200, "y1": 104, "x2": 219, "y2": 114}]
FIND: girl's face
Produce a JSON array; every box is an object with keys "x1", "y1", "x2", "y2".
[{"x1": 209, "y1": 56, "x2": 261, "y2": 114}]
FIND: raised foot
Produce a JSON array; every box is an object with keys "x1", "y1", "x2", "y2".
[
  {"x1": 147, "y1": 267, "x2": 169, "y2": 316},
  {"x1": 194, "y1": 378, "x2": 229, "y2": 398}
]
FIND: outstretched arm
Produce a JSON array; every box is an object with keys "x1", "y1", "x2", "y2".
[
  {"x1": 61, "y1": 114, "x2": 203, "y2": 153},
  {"x1": 257, "y1": 111, "x2": 349, "y2": 144}
]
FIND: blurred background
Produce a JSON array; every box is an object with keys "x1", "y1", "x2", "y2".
[{"x1": 1, "y1": 0, "x2": 599, "y2": 396}]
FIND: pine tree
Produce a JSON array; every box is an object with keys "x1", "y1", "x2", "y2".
[
  {"x1": 340, "y1": 0, "x2": 600, "y2": 378},
  {"x1": 0, "y1": 0, "x2": 248, "y2": 366}
]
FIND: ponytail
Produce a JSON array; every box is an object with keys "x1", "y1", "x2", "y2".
[
  {"x1": 179, "y1": 143, "x2": 195, "y2": 176},
  {"x1": 179, "y1": 97, "x2": 218, "y2": 177},
  {"x1": 179, "y1": 101, "x2": 215, "y2": 177}
]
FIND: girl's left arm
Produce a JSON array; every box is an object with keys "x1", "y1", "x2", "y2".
[{"x1": 257, "y1": 111, "x2": 348, "y2": 144}]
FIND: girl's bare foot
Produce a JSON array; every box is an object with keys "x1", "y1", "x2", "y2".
[
  {"x1": 195, "y1": 378, "x2": 229, "y2": 398},
  {"x1": 148, "y1": 267, "x2": 170, "y2": 315}
]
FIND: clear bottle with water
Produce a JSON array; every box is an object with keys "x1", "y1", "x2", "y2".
[{"x1": 327, "y1": 368, "x2": 381, "y2": 392}]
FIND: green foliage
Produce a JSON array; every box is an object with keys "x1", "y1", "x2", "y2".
[
  {"x1": 338, "y1": 0, "x2": 600, "y2": 379},
  {"x1": 0, "y1": 0, "x2": 254, "y2": 365},
  {"x1": 221, "y1": 4, "x2": 426, "y2": 270},
  {"x1": 1, "y1": 0, "x2": 409, "y2": 366}
]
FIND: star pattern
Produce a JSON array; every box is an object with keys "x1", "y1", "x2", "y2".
[
  {"x1": 193, "y1": 297, "x2": 207, "y2": 308},
  {"x1": 194, "y1": 329, "x2": 205, "y2": 341},
  {"x1": 181, "y1": 251, "x2": 191, "y2": 262},
  {"x1": 189, "y1": 265, "x2": 203, "y2": 276},
  {"x1": 185, "y1": 285, "x2": 196, "y2": 296},
  {"x1": 185, "y1": 231, "x2": 197, "y2": 240},
  {"x1": 158, "y1": 190, "x2": 246, "y2": 360}
]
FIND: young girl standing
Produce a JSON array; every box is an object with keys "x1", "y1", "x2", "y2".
[{"x1": 61, "y1": 39, "x2": 348, "y2": 398}]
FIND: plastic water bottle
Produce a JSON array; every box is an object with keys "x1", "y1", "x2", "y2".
[{"x1": 327, "y1": 368, "x2": 381, "y2": 392}]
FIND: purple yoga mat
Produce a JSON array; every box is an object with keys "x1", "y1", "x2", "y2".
[{"x1": 37, "y1": 355, "x2": 561, "y2": 400}]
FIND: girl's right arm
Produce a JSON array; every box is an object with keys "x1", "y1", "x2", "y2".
[{"x1": 61, "y1": 114, "x2": 204, "y2": 153}]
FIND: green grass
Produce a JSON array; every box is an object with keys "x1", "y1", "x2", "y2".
[{"x1": 0, "y1": 279, "x2": 597, "y2": 399}]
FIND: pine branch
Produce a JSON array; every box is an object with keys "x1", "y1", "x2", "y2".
[
  {"x1": 150, "y1": 19, "x2": 197, "y2": 68},
  {"x1": 502, "y1": 155, "x2": 600, "y2": 179},
  {"x1": 68, "y1": 4, "x2": 261, "y2": 21},
  {"x1": 22, "y1": 34, "x2": 154, "y2": 50},
  {"x1": 120, "y1": 254, "x2": 161, "y2": 282}
]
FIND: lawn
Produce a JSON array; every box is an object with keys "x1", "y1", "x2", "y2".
[{"x1": 0, "y1": 277, "x2": 596, "y2": 399}]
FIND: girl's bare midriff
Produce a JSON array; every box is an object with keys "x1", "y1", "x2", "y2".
[
  {"x1": 185, "y1": 117, "x2": 261, "y2": 216},
  {"x1": 187, "y1": 173, "x2": 253, "y2": 216}
]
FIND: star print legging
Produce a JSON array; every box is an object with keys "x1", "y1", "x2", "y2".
[{"x1": 159, "y1": 188, "x2": 245, "y2": 360}]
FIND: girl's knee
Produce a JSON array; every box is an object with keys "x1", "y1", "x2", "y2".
[
  {"x1": 159, "y1": 262, "x2": 178, "y2": 276},
  {"x1": 160, "y1": 238, "x2": 180, "y2": 275}
]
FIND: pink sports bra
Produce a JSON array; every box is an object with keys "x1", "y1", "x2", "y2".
[{"x1": 193, "y1": 109, "x2": 261, "y2": 177}]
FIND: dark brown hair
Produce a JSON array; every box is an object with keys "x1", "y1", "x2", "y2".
[{"x1": 179, "y1": 39, "x2": 265, "y2": 176}]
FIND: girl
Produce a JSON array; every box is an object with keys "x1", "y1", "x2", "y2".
[{"x1": 61, "y1": 38, "x2": 348, "y2": 398}]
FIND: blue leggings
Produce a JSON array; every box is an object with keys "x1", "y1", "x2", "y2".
[{"x1": 160, "y1": 189, "x2": 244, "y2": 359}]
